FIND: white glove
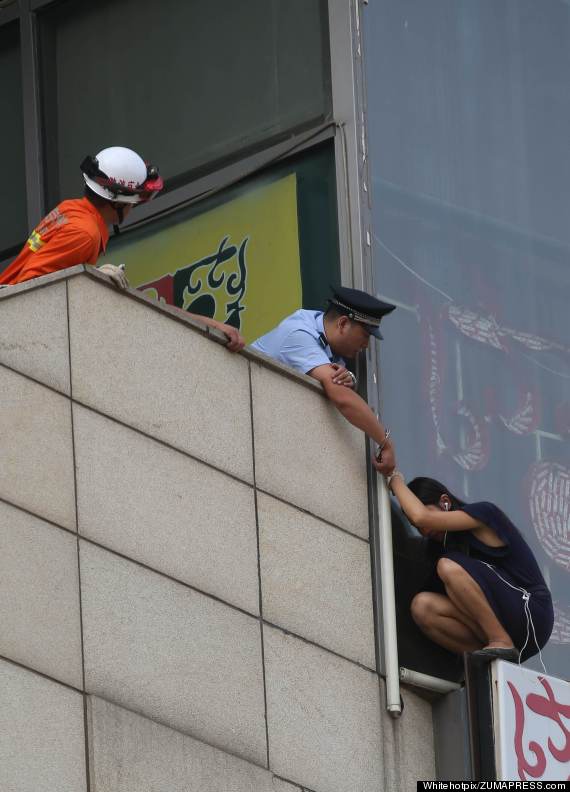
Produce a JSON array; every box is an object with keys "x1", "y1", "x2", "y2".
[{"x1": 97, "y1": 263, "x2": 129, "y2": 290}]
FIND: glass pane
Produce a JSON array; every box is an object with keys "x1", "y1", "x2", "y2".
[
  {"x1": 40, "y1": 0, "x2": 331, "y2": 204},
  {"x1": 0, "y1": 22, "x2": 27, "y2": 255},
  {"x1": 365, "y1": 0, "x2": 570, "y2": 680},
  {"x1": 98, "y1": 142, "x2": 339, "y2": 344}
]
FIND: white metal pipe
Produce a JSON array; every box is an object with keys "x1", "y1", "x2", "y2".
[
  {"x1": 377, "y1": 475, "x2": 402, "y2": 717},
  {"x1": 399, "y1": 667, "x2": 462, "y2": 694}
]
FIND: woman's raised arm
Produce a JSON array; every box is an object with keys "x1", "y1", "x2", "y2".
[{"x1": 387, "y1": 472, "x2": 481, "y2": 533}]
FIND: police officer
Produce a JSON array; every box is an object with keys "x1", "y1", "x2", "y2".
[{"x1": 251, "y1": 286, "x2": 396, "y2": 473}]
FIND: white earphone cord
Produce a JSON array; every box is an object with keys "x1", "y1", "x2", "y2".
[{"x1": 479, "y1": 561, "x2": 547, "y2": 674}]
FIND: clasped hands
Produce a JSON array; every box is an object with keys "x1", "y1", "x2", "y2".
[{"x1": 373, "y1": 442, "x2": 396, "y2": 477}]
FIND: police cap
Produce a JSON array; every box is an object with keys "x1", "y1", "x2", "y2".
[{"x1": 328, "y1": 286, "x2": 396, "y2": 339}]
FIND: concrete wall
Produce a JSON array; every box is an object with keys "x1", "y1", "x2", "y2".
[{"x1": 0, "y1": 268, "x2": 435, "y2": 792}]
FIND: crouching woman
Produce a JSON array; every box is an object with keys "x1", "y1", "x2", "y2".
[{"x1": 384, "y1": 472, "x2": 553, "y2": 662}]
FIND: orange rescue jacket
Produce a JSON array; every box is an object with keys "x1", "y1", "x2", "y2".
[{"x1": 0, "y1": 197, "x2": 110, "y2": 286}]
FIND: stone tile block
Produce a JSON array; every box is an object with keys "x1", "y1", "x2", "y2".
[
  {"x1": 68, "y1": 276, "x2": 253, "y2": 483},
  {"x1": 0, "y1": 280, "x2": 70, "y2": 393},
  {"x1": 88, "y1": 695, "x2": 302, "y2": 792},
  {"x1": 0, "y1": 365, "x2": 76, "y2": 529},
  {"x1": 264, "y1": 627, "x2": 383, "y2": 792},
  {"x1": 80, "y1": 542, "x2": 266, "y2": 765},
  {"x1": 0, "y1": 660, "x2": 86, "y2": 792},
  {"x1": 258, "y1": 493, "x2": 375, "y2": 668},
  {"x1": 251, "y1": 361, "x2": 369, "y2": 538},
  {"x1": 74, "y1": 405, "x2": 259, "y2": 613},
  {"x1": 381, "y1": 680, "x2": 435, "y2": 791},
  {"x1": 0, "y1": 501, "x2": 82, "y2": 688}
]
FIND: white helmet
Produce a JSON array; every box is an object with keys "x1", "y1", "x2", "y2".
[{"x1": 80, "y1": 146, "x2": 163, "y2": 205}]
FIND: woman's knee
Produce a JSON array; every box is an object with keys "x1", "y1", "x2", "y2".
[
  {"x1": 436, "y1": 557, "x2": 464, "y2": 584},
  {"x1": 411, "y1": 592, "x2": 435, "y2": 627}
]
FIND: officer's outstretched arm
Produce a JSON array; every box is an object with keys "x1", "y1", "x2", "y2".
[
  {"x1": 170, "y1": 306, "x2": 245, "y2": 352},
  {"x1": 308, "y1": 364, "x2": 394, "y2": 474},
  {"x1": 187, "y1": 314, "x2": 245, "y2": 352}
]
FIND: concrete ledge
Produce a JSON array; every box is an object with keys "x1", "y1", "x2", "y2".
[
  {"x1": 0, "y1": 264, "x2": 88, "y2": 299},
  {"x1": 0, "y1": 265, "x2": 325, "y2": 395}
]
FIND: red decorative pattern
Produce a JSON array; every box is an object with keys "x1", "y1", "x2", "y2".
[
  {"x1": 447, "y1": 304, "x2": 509, "y2": 351},
  {"x1": 498, "y1": 389, "x2": 540, "y2": 436},
  {"x1": 422, "y1": 306, "x2": 490, "y2": 471},
  {"x1": 550, "y1": 601, "x2": 570, "y2": 645},
  {"x1": 509, "y1": 676, "x2": 570, "y2": 781},
  {"x1": 447, "y1": 303, "x2": 570, "y2": 358},
  {"x1": 446, "y1": 304, "x2": 541, "y2": 435}
]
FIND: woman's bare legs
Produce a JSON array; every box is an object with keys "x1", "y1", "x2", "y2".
[
  {"x1": 436, "y1": 558, "x2": 515, "y2": 650},
  {"x1": 411, "y1": 591, "x2": 484, "y2": 653}
]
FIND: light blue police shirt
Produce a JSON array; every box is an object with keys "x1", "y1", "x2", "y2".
[{"x1": 250, "y1": 310, "x2": 346, "y2": 374}]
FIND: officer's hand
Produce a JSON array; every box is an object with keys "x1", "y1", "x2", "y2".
[
  {"x1": 98, "y1": 263, "x2": 129, "y2": 290},
  {"x1": 212, "y1": 321, "x2": 245, "y2": 352},
  {"x1": 330, "y1": 363, "x2": 356, "y2": 388},
  {"x1": 372, "y1": 442, "x2": 396, "y2": 476}
]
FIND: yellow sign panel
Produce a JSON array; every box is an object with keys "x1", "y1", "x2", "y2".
[{"x1": 100, "y1": 175, "x2": 301, "y2": 343}]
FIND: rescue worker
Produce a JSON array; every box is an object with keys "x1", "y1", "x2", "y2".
[
  {"x1": 0, "y1": 146, "x2": 244, "y2": 351},
  {"x1": 250, "y1": 286, "x2": 396, "y2": 472}
]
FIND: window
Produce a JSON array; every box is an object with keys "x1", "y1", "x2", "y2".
[
  {"x1": 39, "y1": 0, "x2": 332, "y2": 205},
  {"x1": 0, "y1": 22, "x2": 27, "y2": 257},
  {"x1": 366, "y1": 0, "x2": 570, "y2": 680}
]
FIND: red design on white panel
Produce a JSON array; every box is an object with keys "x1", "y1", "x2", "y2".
[{"x1": 494, "y1": 663, "x2": 570, "y2": 781}]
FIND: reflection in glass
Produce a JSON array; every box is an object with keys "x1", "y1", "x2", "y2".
[
  {"x1": 39, "y1": 0, "x2": 331, "y2": 204},
  {"x1": 365, "y1": 0, "x2": 570, "y2": 680}
]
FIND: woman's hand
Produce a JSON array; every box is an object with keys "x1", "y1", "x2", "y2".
[{"x1": 330, "y1": 363, "x2": 357, "y2": 388}]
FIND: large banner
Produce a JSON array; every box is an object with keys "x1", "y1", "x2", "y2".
[{"x1": 100, "y1": 174, "x2": 302, "y2": 344}]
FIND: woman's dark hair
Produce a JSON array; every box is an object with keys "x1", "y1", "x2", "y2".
[{"x1": 407, "y1": 477, "x2": 466, "y2": 511}]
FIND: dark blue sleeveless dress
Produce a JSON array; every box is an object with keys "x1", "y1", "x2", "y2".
[{"x1": 439, "y1": 501, "x2": 554, "y2": 660}]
